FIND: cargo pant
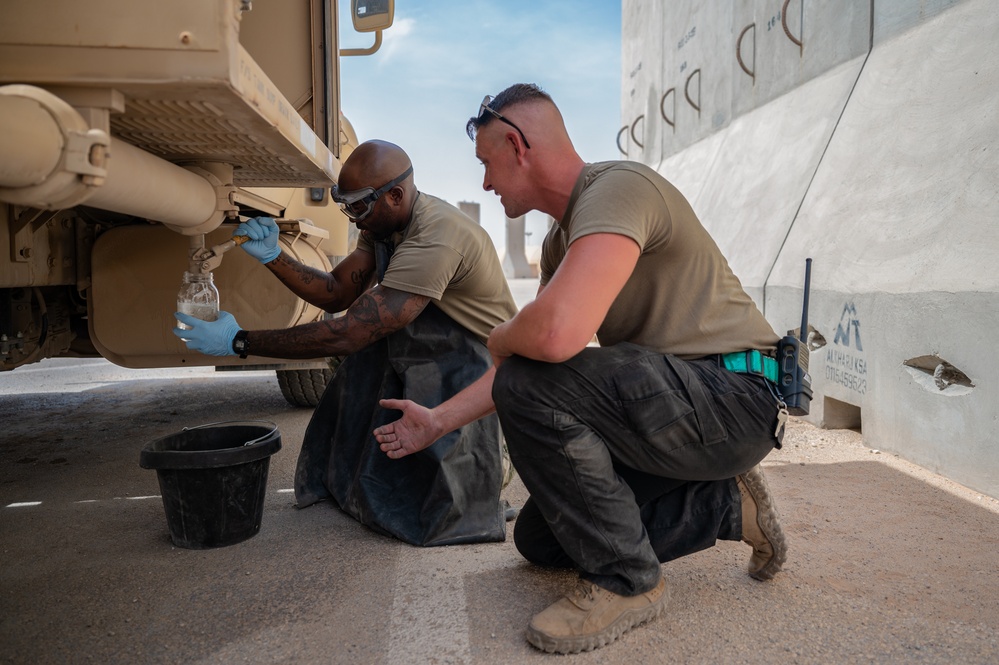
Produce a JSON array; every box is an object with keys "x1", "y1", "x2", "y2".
[{"x1": 492, "y1": 342, "x2": 781, "y2": 596}]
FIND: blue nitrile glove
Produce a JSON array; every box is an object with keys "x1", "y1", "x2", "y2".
[
  {"x1": 234, "y1": 216, "x2": 281, "y2": 263},
  {"x1": 173, "y1": 311, "x2": 241, "y2": 356}
]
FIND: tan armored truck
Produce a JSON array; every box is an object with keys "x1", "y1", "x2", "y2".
[{"x1": 0, "y1": 0, "x2": 396, "y2": 405}]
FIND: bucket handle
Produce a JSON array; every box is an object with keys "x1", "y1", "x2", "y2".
[{"x1": 182, "y1": 420, "x2": 278, "y2": 446}]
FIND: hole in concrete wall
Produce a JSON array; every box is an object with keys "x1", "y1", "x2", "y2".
[
  {"x1": 786, "y1": 325, "x2": 827, "y2": 351},
  {"x1": 807, "y1": 327, "x2": 826, "y2": 351},
  {"x1": 903, "y1": 355, "x2": 975, "y2": 396},
  {"x1": 823, "y1": 396, "x2": 862, "y2": 431}
]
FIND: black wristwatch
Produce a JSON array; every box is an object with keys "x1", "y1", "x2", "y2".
[{"x1": 232, "y1": 330, "x2": 249, "y2": 359}]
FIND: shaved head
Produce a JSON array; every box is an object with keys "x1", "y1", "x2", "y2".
[
  {"x1": 340, "y1": 139, "x2": 414, "y2": 192},
  {"x1": 336, "y1": 139, "x2": 419, "y2": 238}
]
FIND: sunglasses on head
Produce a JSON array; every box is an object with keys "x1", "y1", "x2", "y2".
[
  {"x1": 475, "y1": 95, "x2": 531, "y2": 149},
  {"x1": 331, "y1": 166, "x2": 414, "y2": 222}
]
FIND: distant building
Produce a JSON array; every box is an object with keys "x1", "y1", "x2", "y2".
[
  {"x1": 503, "y1": 214, "x2": 537, "y2": 279},
  {"x1": 458, "y1": 201, "x2": 480, "y2": 225}
]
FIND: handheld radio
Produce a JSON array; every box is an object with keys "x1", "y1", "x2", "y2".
[{"x1": 777, "y1": 258, "x2": 813, "y2": 415}]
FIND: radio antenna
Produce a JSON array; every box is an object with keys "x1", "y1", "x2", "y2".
[{"x1": 799, "y1": 258, "x2": 811, "y2": 343}]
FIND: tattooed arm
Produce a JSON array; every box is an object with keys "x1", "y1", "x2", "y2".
[
  {"x1": 240, "y1": 285, "x2": 431, "y2": 359},
  {"x1": 263, "y1": 248, "x2": 377, "y2": 313}
]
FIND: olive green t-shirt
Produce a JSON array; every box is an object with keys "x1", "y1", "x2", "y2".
[
  {"x1": 357, "y1": 193, "x2": 517, "y2": 344},
  {"x1": 540, "y1": 161, "x2": 778, "y2": 358}
]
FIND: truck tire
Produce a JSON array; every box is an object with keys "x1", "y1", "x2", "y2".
[{"x1": 276, "y1": 368, "x2": 333, "y2": 408}]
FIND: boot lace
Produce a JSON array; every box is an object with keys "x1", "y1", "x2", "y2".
[{"x1": 572, "y1": 580, "x2": 599, "y2": 603}]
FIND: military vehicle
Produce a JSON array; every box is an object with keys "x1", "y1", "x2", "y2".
[{"x1": 0, "y1": 0, "x2": 397, "y2": 406}]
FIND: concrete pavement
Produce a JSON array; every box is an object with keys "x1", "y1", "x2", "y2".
[{"x1": 2, "y1": 282, "x2": 997, "y2": 663}]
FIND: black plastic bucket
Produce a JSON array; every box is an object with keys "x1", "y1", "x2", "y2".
[{"x1": 139, "y1": 421, "x2": 281, "y2": 549}]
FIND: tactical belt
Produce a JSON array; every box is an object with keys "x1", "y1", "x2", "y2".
[{"x1": 721, "y1": 350, "x2": 779, "y2": 382}]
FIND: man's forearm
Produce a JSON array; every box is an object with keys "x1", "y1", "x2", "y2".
[
  {"x1": 488, "y1": 300, "x2": 574, "y2": 364},
  {"x1": 433, "y1": 366, "x2": 497, "y2": 434},
  {"x1": 244, "y1": 317, "x2": 366, "y2": 359},
  {"x1": 243, "y1": 286, "x2": 428, "y2": 359},
  {"x1": 490, "y1": 234, "x2": 642, "y2": 364},
  {"x1": 265, "y1": 253, "x2": 371, "y2": 312}
]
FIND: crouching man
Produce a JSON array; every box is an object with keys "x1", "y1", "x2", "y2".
[
  {"x1": 175, "y1": 140, "x2": 518, "y2": 546},
  {"x1": 375, "y1": 85, "x2": 788, "y2": 652}
]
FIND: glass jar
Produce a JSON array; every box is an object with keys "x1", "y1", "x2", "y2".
[{"x1": 176, "y1": 271, "x2": 219, "y2": 341}]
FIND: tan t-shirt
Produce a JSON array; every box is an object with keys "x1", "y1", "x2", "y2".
[
  {"x1": 540, "y1": 161, "x2": 778, "y2": 358},
  {"x1": 357, "y1": 193, "x2": 517, "y2": 344}
]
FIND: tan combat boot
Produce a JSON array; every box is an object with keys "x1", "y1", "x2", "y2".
[
  {"x1": 736, "y1": 465, "x2": 788, "y2": 580},
  {"x1": 526, "y1": 576, "x2": 668, "y2": 654}
]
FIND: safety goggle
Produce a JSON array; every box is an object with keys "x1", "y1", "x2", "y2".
[
  {"x1": 474, "y1": 95, "x2": 531, "y2": 149},
  {"x1": 331, "y1": 166, "x2": 414, "y2": 221}
]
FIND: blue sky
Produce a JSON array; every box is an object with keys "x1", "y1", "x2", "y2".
[{"x1": 336, "y1": 0, "x2": 622, "y2": 252}]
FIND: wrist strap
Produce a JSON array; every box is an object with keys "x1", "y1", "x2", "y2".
[{"x1": 232, "y1": 329, "x2": 249, "y2": 359}]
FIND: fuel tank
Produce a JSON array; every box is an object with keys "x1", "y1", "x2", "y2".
[{"x1": 89, "y1": 223, "x2": 332, "y2": 368}]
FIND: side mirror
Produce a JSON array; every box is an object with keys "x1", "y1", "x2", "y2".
[{"x1": 351, "y1": 0, "x2": 394, "y2": 33}]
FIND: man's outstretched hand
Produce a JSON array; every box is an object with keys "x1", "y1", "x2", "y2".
[{"x1": 374, "y1": 399, "x2": 442, "y2": 459}]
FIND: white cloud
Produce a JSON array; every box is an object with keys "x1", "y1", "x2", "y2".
[{"x1": 378, "y1": 16, "x2": 415, "y2": 61}]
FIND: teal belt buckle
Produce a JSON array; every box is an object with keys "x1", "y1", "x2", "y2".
[{"x1": 722, "y1": 350, "x2": 778, "y2": 382}]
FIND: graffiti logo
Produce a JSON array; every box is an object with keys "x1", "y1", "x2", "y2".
[{"x1": 834, "y1": 302, "x2": 863, "y2": 351}]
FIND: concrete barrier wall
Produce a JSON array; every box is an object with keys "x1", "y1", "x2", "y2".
[
  {"x1": 661, "y1": 57, "x2": 864, "y2": 307},
  {"x1": 621, "y1": 0, "x2": 870, "y2": 159},
  {"x1": 621, "y1": 0, "x2": 999, "y2": 497},
  {"x1": 732, "y1": 0, "x2": 870, "y2": 117},
  {"x1": 658, "y1": 1, "x2": 735, "y2": 155},
  {"x1": 620, "y1": 1, "x2": 663, "y2": 165}
]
